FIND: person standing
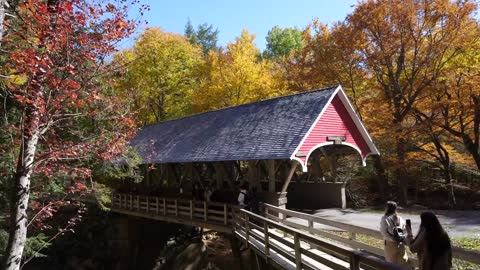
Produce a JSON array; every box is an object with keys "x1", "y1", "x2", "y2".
[
  {"x1": 407, "y1": 212, "x2": 452, "y2": 270},
  {"x1": 204, "y1": 184, "x2": 213, "y2": 202},
  {"x1": 237, "y1": 182, "x2": 249, "y2": 209},
  {"x1": 379, "y1": 201, "x2": 409, "y2": 266},
  {"x1": 247, "y1": 186, "x2": 260, "y2": 213}
]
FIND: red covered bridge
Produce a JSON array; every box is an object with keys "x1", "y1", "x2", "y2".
[
  {"x1": 109, "y1": 90, "x2": 479, "y2": 269},
  {"x1": 120, "y1": 85, "x2": 379, "y2": 210}
]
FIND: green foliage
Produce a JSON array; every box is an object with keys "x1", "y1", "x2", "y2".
[
  {"x1": 91, "y1": 147, "x2": 144, "y2": 209},
  {"x1": 0, "y1": 230, "x2": 51, "y2": 260},
  {"x1": 0, "y1": 90, "x2": 22, "y2": 211},
  {"x1": 91, "y1": 182, "x2": 113, "y2": 210},
  {"x1": 185, "y1": 19, "x2": 219, "y2": 55},
  {"x1": 94, "y1": 146, "x2": 143, "y2": 184},
  {"x1": 264, "y1": 26, "x2": 303, "y2": 59}
]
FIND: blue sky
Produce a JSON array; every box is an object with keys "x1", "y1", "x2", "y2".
[{"x1": 134, "y1": 0, "x2": 357, "y2": 51}]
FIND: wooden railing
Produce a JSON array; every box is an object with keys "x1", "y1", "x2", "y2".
[
  {"x1": 233, "y1": 209, "x2": 408, "y2": 270},
  {"x1": 111, "y1": 193, "x2": 239, "y2": 232},
  {"x1": 264, "y1": 203, "x2": 480, "y2": 266}
]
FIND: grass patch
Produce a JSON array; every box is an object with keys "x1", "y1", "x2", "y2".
[{"x1": 452, "y1": 236, "x2": 480, "y2": 270}]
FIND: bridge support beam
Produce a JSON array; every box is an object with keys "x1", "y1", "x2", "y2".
[
  {"x1": 248, "y1": 160, "x2": 261, "y2": 191},
  {"x1": 267, "y1": 160, "x2": 276, "y2": 192},
  {"x1": 280, "y1": 162, "x2": 298, "y2": 194}
]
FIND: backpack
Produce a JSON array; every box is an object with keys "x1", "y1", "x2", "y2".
[{"x1": 387, "y1": 215, "x2": 407, "y2": 243}]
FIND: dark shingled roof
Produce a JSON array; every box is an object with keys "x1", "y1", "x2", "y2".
[{"x1": 130, "y1": 86, "x2": 338, "y2": 164}]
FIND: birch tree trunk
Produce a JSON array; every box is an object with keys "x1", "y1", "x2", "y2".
[
  {"x1": 2, "y1": 118, "x2": 40, "y2": 270},
  {"x1": 0, "y1": 0, "x2": 7, "y2": 43}
]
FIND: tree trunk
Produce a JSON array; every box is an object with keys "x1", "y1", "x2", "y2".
[
  {"x1": 444, "y1": 165, "x2": 456, "y2": 208},
  {"x1": 462, "y1": 135, "x2": 480, "y2": 171},
  {"x1": 372, "y1": 155, "x2": 389, "y2": 202},
  {"x1": 396, "y1": 137, "x2": 408, "y2": 206},
  {"x1": 468, "y1": 94, "x2": 480, "y2": 170},
  {"x1": 2, "y1": 126, "x2": 40, "y2": 270},
  {"x1": 0, "y1": 0, "x2": 7, "y2": 44}
]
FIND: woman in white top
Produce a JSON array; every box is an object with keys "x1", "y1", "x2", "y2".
[
  {"x1": 237, "y1": 182, "x2": 249, "y2": 208},
  {"x1": 379, "y1": 201, "x2": 409, "y2": 266}
]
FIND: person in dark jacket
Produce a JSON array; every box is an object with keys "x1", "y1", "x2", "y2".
[
  {"x1": 247, "y1": 186, "x2": 260, "y2": 214},
  {"x1": 407, "y1": 212, "x2": 452, "y2": 270}
]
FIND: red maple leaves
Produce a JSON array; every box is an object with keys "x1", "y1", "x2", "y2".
[{"x1": 2, "y1": 0, "x2": 144, "y2": 234}]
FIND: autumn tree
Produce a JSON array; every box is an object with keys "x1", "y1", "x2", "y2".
[
  {"x1": 115, "y1": 27, "x2": 203, "y2": 124},
  {"x1": 410, "y1": 109, "x2": 457, "y2": 206},
  {"x1": 0, "y1": 1, "x2": 140, "y2": 269},
  {"x1": 344, "y1": 0, "x2": 478, "y2": 205},
  {"x1": 404, "y1": 28, "x2": 480, "y2": 206},
  {"x1": 184, "y1": 19, "x2": 219, "y2": 55},
  {"x1": 432, "y1": 36, "x2": 480, "y2": 171},
  {"x1": 193, "y1": 29, "x2": 286, "y2": 112}
]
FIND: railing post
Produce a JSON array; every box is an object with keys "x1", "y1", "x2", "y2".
[
  {"x1": 281, "y1": 210, "x2": 288, "y2": 237},
  {"x1": 136, "y1": 195, "x2": 140, "y2": 210},
  {"x1": 282, "y1": 211, "x2": 288, "y2": 237},
  {"x1": 308, "y1": 220, "x2": 313, "y2": 229},
  {"x1": 163, "y1": 198, "x2": 166, "y2": 215},
  {"x1": 146, "y1": 196, "x2": 149, "y2": 213},
  {"x1": 294, "y1": 232, "x2": 302, "y2": 270},
  {"x1": 156, "y1": 197, "x2": 159, "y2": 215},
  {"x1": 190, "y1": 200, "x2": 193, "y2": 220},
  {"x1": 129, "y1": 195, "x2": 133, "y2": 210},
  {"x1": 349, "y1": 254, "x2": 359, "y2": 270},
  {"x1": 231, "y1": 208, "x2": 236, "y2": 229},
  {"x1": 223, "y1": 204, "x2": 228, "y2": 225},
  {"x1": 204, "y1": 201, "x2": 208, "y2": 221},
  {"x1": 174, "y1": 199, "x2": 178, "y2": 216},
  {"x1": 264, "y1": 221, "x2": 270, "y2": 257},
  {"x1": 245, "y1": 212, "x2": 250, "y2": 247},
  {"x1": 349, "y1": 231, "x2": 356, "y2": 241}
]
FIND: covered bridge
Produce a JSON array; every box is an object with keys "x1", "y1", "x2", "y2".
[{"x1": 126, "y1": 85, "x2": 379, "y2": 209}]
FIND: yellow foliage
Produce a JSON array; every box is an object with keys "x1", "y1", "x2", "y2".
[
  {"x1": 114, "y1": 27, "x2": 203, "y2": 124},
  {"x1": 193, "y1": 30, "x2": 287, "y2": 112}
]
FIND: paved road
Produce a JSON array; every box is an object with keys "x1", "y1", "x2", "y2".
[{"x1": 291, "y1": 208, "x2": 480, "y2": 239}]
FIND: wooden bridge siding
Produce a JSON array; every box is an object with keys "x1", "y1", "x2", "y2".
[{"x1": 111, "y1": 194, "x2": 237, "y2": 233}]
